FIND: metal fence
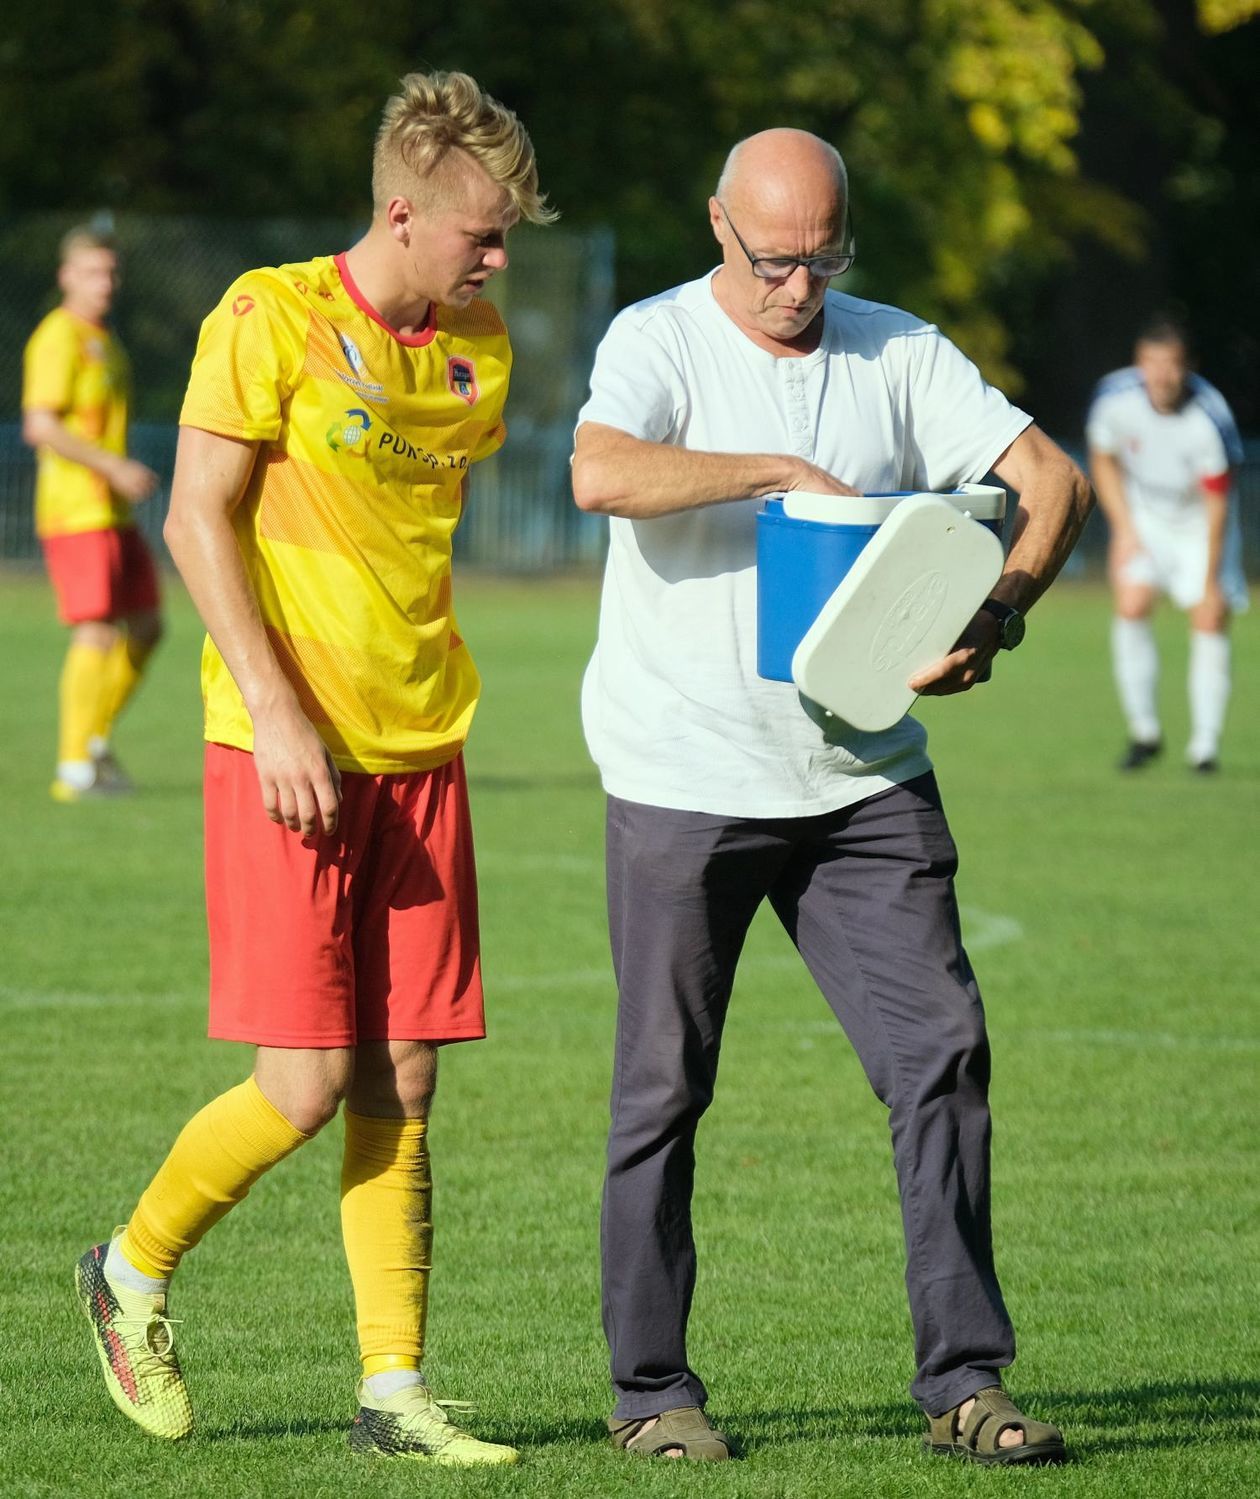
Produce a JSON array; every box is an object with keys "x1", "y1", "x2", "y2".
[
  {"x1": 0, "y1": 210, "x2": 613, "y2": 570},
  {"x1": 6, "y1": 418, "x2": 1258, "y2": 577},
  {"x1": 2, "y1": 211, "x2": 1257, "y2": 574}
]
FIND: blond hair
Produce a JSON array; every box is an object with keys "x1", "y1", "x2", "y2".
[
  {"x1": 373, "y1": 70, "x2": 557, "y2": 224},
  {"x1": 59, "y1": 225, "x2": 117, "y2": 263}
]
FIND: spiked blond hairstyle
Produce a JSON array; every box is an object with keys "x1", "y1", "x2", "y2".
[{"x1": 372, "y1": 71, "x2": 557, "y2": 224}]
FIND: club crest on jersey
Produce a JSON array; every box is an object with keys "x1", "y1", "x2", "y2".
[
  {"x1": 338, "y1": 332, "x2": 370, "y2": 380},
  {"x1": 447, "y1": 356, "x2": 479, "y2": 407}
]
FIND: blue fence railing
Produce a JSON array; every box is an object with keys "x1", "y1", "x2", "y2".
[
  {"x1": 0, "y1": 420, "x2": 607, "y2": 573},
  {"x1": 3, "y1": 424, "x2": 1257, "y2": 576}
]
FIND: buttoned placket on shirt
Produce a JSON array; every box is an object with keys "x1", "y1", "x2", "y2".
[{"x1": 778, "y1": 339, "x2": 829, "y2": 463}]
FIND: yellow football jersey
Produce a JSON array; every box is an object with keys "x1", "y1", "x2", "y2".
[
  {"x1": 179, "y1": 253, "x2": 512, "y2": 774},
  {"x1": 22, "y1": 307, "x2": 132, "y2": 538}
]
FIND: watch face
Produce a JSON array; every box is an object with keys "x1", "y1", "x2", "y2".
[{"x1": 1002, "y1": 612, "x2": 1026, "y2": 649}]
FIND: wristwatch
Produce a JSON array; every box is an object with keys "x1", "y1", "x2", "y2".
[{"x1": 979, "y1": 597, "x2": 1026, "y2": 650}]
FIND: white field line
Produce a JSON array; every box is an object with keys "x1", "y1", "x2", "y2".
[
  {"x1": 0, "y1": 905, "x2": 1022, "y2": 1008},
  {"x1": 958, "y1": 906, "x2": 1024, "y2": 952},
  {"x1": 480, "y1": 850, "x2": 1025, "y2": 954},
  {"x1": 0, "y1": 985, "x2": 200, "y2": 1010},
  {"x1": 1023, "y1": 1028, "x2": 1260, "y2": 1054},
  {"x1": 1, "y1": 982, "x2": 1256, "y2": 1053}
]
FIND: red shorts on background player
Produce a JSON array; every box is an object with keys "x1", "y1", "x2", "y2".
[{"x1": 22, "y1": 226, "x2": 163, "y2": 801}]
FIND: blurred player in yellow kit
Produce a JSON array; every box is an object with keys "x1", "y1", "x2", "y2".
[
  {"x1": 23, "y1": 227, "x2": 163, "y2": 800},
  {"x1": 73, "y1": 72, "x2": 554, "y2": 1462}
]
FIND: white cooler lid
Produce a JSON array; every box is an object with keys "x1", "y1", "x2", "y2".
[
  {"x1": 791, "y1": 493, "x2": 1005, "y2": 732},
  {"x1": 781, "y1": 482, "x2": 1005, "y2": 525}
]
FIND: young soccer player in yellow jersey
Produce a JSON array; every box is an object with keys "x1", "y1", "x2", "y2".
[
  {"x1": 74, "y1": 71, "x2": 555, "y2": 1463},
  {"x1": 22, "y1": 227, "x2": 163, "y2": 800}
]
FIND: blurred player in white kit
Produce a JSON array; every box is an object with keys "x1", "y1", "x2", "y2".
[{"x1": 1087, "y1": 315, "x2": 1247, "y2": 773}]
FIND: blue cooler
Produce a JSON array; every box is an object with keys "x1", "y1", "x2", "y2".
[{"x1": 755, "y1": 487, "x2": 1006, "y2": 682}]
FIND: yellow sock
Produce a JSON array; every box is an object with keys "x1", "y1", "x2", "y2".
[
  {"x1": 58, "y1": 642, "x2": 111, "y2": 765},
  {"x1": 120, "y1": 1077, "x2": 310, "y2": 1279},
  {"x1": 95, "y1": 634, "x2": 152, "y2": 741},
  {"x1": 341, "y1": 1112, "x2": 432, "y2": 1376}
]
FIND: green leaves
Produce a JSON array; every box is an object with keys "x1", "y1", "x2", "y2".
[{"x1": 1, "y1": 0, "x2": 1253, "y2": 406}]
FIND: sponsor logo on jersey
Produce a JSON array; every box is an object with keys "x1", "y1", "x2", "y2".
[
  {"x1": 325, "y1": 406, "x2": 470, "y2": 476},
  {"x1": 447, "y1": 356, "x2": 479, "y2": 406},
  {"x1": 337, "y1": 371, "x2": 388, "y2": 404},
  {"x1": 326, "y1": 407, "x2": 373, "y2": 458},
  {"x1": 338, "y1": 332, "x2": 370, "y2": 380},
  {"x1": 232, "y1": 295, "x2": 256, "y2": 317},
  {"x1": 377, "y1": 430, "x2": 469, "y2": 472}
]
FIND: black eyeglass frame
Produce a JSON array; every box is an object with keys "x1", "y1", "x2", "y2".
[{"x1": 717, "y1": 201, "x2": 856, "y2": 281}]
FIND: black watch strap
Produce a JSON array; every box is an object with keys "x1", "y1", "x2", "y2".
[{"x1": 980, "y1": 597, "x2": 1025, "y2": 650}]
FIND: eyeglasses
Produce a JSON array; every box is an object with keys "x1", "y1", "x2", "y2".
[{"x1": 718, "y1": 201, "x2": 856, "y2": 280}]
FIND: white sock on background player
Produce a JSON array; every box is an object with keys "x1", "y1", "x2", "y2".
[
  {"x1": 1112, "y1": 616, "x2": 1161, "y2": 744},
  {"x1": 1187, "y1": 629, "x2": 1230, "y2": 764}
]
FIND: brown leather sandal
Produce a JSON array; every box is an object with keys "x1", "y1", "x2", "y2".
[
  {"x1": 608, "y1": 1405, "x2": 732, "y2": 1460},
  {"x1": 924, "y1": 1386, "x2": 1067, "y2": 1465}
]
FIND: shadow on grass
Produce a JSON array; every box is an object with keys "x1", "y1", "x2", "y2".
[
  {"x1": 513, "y1": 1416, "x2": 615, "y2": 1447},
  {"x1": 730, "y1": 1402, "x2": 918, "y2": 1452},
  {"x1": 1032, "y1": 1378, "x2": 1260, "y2": 1454},
  {"x1": 153, "y1": 1378, "x2": 1260, "y2": 1454},
  {"x1": 724, "y1": 1377, "x2": 1260, "y2": 1457},
  {"x1": 199, "y1": 1416, "x2": 348, "y2": 1442}
]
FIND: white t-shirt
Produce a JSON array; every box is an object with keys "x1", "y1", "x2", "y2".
[
  {"x1": 1086, "y1": 372, "x2": 1247, "y2": 611},
  {"x1": 577, "y1": 272, "x2": 1032, "y2": 818},
  {"x1": 1086, "y1": 378, "x2": 1231, "y2": 520},
  {"x1": 1090, "y1": 367, "x2": 1243, "y2": 465}
]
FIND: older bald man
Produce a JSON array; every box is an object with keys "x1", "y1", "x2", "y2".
[{"x1": 571, "y1": 130, "x2": 1088, "y2": 1465}]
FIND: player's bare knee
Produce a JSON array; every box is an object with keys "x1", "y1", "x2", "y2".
[
  {"x1": 73, "y1": 620, "x2": 117, "y2": 651},
  {"x1": 255, "y1": 1049, "x2": 353, "y2": 1134},
  {"x1": 1189, "y1": 606, "x2": 1228, "y2": 635},
  {"x1": 278, "y1": 1081, "x2": 346, "y2": 1134},
  {"x1": 1115, "y1": 597, "x2": 1152, "y2": 622},
  {"x1": 348, "y1": 1040, "x2": 437, "y2": 1118}
]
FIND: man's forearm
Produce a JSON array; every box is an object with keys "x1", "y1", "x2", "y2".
[
  {"x1": 170, "y1": 516, "x2": 296, "y2": 720},
  {"x1": 572, "y1": 422, "x2": 853, "y2": 518},
  {"x1": 1204, "y1": 492, "x2": 1228, "y2": 584},
  {"x1": 23, "y1": 411, "x2": 122, "y2": 481},
  {"x1": 1089, "y1": 450, "x2": 1134, "y2": 537},
  {"x1": 993, "y1": 427, "x2": 1094, "y2": 613},
  {"x1": 164, "y1": 429, "x2": 297, "y2": 721}
]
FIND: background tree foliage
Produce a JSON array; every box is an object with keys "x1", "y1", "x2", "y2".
[{"x1": 0, "y1": 0, "x2": 1254, "y2": 428}]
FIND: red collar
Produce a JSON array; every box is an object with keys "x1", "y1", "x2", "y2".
[{"x1": 334, "y1": 253, "x2": 437, "y2": 347}]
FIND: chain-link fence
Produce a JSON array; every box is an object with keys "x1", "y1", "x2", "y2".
[
  {"x1": 2, "y1": 210, "x2": 1257, "y2": 575},
  {"x1": 0, "y1": 210, "x2": 613, "y2": 570}
]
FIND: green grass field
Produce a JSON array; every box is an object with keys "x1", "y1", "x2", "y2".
[{"x1": 1, "y1": 568, "x2": 1257, "y2": 1498}]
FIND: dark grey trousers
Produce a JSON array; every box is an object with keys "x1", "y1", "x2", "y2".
[{"x1": 601, "y1": 773, "x2": 1015, "y2": 1420}]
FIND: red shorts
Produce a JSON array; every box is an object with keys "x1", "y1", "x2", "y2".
[
  {"x1": 41, "y1": 526, "x2": 160, "y2": 625},
  {"x1": 203, "y1": 743, "x2": 485, "y2": 1048}
]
